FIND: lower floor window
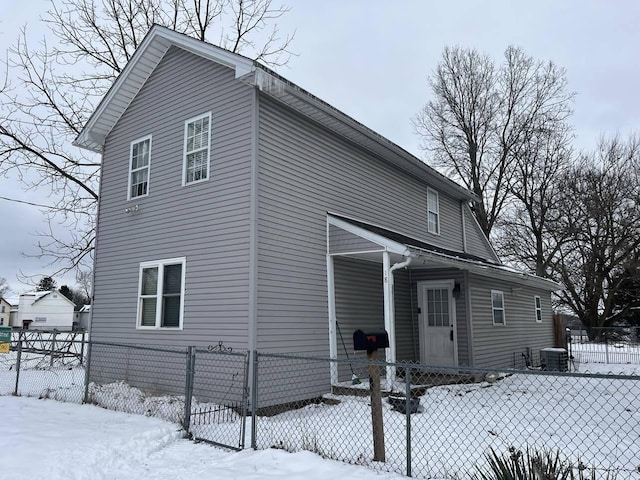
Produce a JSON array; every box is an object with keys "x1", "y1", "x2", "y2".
[{"x1": 138, "y1": 257, "x2": 185, "y2": 329}]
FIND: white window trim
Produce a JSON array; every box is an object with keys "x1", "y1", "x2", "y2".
[
  {"x1": 427, "y1": 187, "x2": 440, "y2": 235},
  {"x1": 535, "y1": 295, "x2": 542, "y2": 323},
  {"x1": 127, "y1": 135, "x2": 152, "y2": 200},
  {"x1": 182, "y1": 112, "x2": 212, "y2": 186},
  {"x1": 491, "y1": 289, "x2": 506, "y2": 326},
  {"x1": 136, "y1": 257, "x2": 186, "y2": 330}
]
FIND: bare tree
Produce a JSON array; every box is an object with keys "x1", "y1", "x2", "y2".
[
  {"x1": 0, "y1": 0, "x2": 294, "y2": 280},
  {"x1": 550, "y1": 136, "x2": 640, "y2": 338},
  {"x1": 0, "y1": 277, "x2": 9, "y2": 298},
  {"x1": 415, "y1": 46, "x2": 574, "y2": 238},
  {"x1": 496, "y1": 123, "x2": 573, "y2": 276}
]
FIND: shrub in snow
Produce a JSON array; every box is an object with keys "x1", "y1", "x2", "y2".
[{"x1": 473, "y1": 446, "x2": 616, "y2": 480}]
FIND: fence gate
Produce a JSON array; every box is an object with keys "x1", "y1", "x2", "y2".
[{"x1": 187, "y1": 347, "x2": 249, "y2": 450}]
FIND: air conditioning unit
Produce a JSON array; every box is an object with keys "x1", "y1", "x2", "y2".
[{"x1": 540, "y1": 348, "x2": 568, "y2": 372}]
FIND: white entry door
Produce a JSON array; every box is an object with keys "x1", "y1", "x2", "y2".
[{"x1": 418, "y1": 281, "x2": 457, "y2": 366}]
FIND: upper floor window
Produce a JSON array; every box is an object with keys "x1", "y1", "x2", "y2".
[
  {"x1": 1, "y1": 306, "x2": 4, "y2": 313},
  {"x1": 183, "y1": 113, "x2": 211, "y2": 185},
  {"x1": 137, "y1": 257, "x2": 186, "y2": 330},
  {"x1": 427, "y1": 188, "x2": 440, "y2": 234},
  {"x1": 534, "y1": 296, "x2": 542, "y2": 323},
  {"x1": 129, "y1": 136, "x2": 151, "y2": 199},
  {"x1": 491, "y1": 290, "x2": 505, "y2": 325}
]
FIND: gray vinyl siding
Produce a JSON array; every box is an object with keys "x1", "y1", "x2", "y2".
[
  {"x1": 329, "y1": 224, "x2": 383, "y2": 254},
  {"x1": 463, "y1": 204, "x2": 498, "y2": 262},
  {"x1": 334, "y1": 257, "x2": 383, "y2": 380},
  {"x1": 468, "y1": 273, "x2": 554, "y2": 368},
  {"x1": 256, "y1": 96, "x2": 468, "y2": 355},
  {"x1": 92, "y1": 46, "x2": 254, "y2": 349}
]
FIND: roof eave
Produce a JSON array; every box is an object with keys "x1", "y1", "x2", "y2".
[{"x1": 408, "y1": 247, "x2": 562, "y2": 291}]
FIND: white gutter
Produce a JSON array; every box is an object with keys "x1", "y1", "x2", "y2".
[{"x1": 383, "y1": 253, "x2": 412, "y2": 387}]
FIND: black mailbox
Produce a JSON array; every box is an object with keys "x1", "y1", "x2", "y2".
[{"x1": 353, "y1": 329, "x2": 389, "y2": 351}]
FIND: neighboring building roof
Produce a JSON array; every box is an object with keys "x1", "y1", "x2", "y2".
[
  {"x1": 329, "y1": 214, "x2": 561, "y2": 292},
  {"x1": 20, "y1": 291, "x2": 76, "y2": 307},
  {"x1": 74, "y1": 25, "x2": 477, "y2": 203},
  {"x1": 0, "y1": 297, "x2": 11, "y2": 306}
]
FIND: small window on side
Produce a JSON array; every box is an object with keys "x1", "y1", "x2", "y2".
[
  {"x1": 129, "y1": 136, "x2": 152, "y2": 199},
  {"x1": 427, "y1": 188, "x2": 440, "y2": 235},
  {"x1": 183, "y1": 113, "x2": 211, "y2": 185},
  {"x1": 491, "y1": 290, "x2": 505, "y2": 325},
  {"x1": 535, "y1": 296, "x2": 542, "y2": 323}
]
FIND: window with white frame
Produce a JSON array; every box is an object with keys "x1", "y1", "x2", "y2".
[
  {"x1": 427, "y1": 188, "x2": 440, "y2": 234},
  {"x1": 129, "y1": 136, "x2": 151, "y2": 199},
  {"x1": 491, "y1": 290, "x2": 505, "y2": 325},
  {"x1": 137, "y1": 257, "x2": 185, "y2": 329},
  {"x1": 534, "y1": 296, "x2": 542, "y2": 323},
  {"x1": 183, "y1": 113, "x2": 211, "y2": 185}
]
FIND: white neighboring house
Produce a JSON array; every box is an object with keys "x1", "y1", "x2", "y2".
[
  {"x1": 15, "y1": 291, "x2": 76, "y2": 330},
  {"x1": 74, "y1": 304, "x2": 91, "y2": 331},
  {"x1": 0, "y1": 297, "x2": 11, "y2": 327}
]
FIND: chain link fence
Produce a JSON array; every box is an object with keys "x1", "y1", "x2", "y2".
[
  {"x1": 568, "y1": 326, "x2": 640, "y2": 365},
  {"x1": 2, "y1": 333, "x2": 640, "y2": 478},
  {"x1": 253, "y1": 353, "x2": 640, "y2": 479}
]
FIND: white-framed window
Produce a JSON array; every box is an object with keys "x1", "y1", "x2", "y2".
[
  {"x1": 491, "y1": 290, "x2": 505, "y2": 325},
  {"x1": 137, "y1": 257, "x2": 186, "y2": 330},
  {"x1": 427, "y1": 188, "x2": 440, "y2": 234},
  {"x1": 534, "y1": 296, "x2": 542, "y2": 323},
  {"x1": 183, "y1": 112, "x2": 211, "y2": 185},
  {"x1": 128, "y1": 136, "x2": 152, "y2": 199}
]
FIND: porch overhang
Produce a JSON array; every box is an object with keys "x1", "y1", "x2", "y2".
[
  {"x1": 326, "y1": 213, "x2": 561, "y2": 385},
  {"x1": 327, "y1": 213, "x2": 560, "y2": 291}
]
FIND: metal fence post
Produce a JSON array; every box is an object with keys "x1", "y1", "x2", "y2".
[
  {"x1": 83, "y1": 340, "x2": 93, "y2": 403},
  {"x1": 251, "y1": 350, "x2": 258, "y2": 450},
  {"x1": 50, "y1": 329, "x2": 58, "y2": 367},
  {"x1": 239, "y1": 352, "x2": 250, "y2": 449},
  {"x1": 405, "y1": 365, "x2": 412, "y2": 477},
  {"x1": 80, "y1": 331, "x2": 86, "y2": 366},
  {"x1": 14, "y1": 334, "x2": 22, "y2": 396},
  {"x1": 183, "y1": 346, "x2": 196, "y2": 434}
]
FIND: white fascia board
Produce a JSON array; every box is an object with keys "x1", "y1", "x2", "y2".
[
  {"x1": 408, "y1": 247, "x2": 562, "y2": 291},
  {"x1": 327, "y1": 215, "x2": 410, "y2": 256},
  {"x1": 74, "y1": 25, "x2": 255, "y2": 152}
]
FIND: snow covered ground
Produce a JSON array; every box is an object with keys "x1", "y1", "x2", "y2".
[
  {"x1": 2, "y1": 396, "x2": 405, "y2": 480},
  {"x1": 2, "y1": 344, "x2": 640, "y2": 479}
]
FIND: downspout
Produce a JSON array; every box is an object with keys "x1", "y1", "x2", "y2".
[{"x1": 383, "y1": 252, "x2": 412, "y2": 388}]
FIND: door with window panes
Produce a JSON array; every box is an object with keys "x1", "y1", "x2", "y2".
[{"x1": 419, "y1": 281, "x2": 457, "y2": 366}]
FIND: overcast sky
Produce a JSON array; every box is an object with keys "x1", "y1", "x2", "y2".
[{"x1": 1, "y1": 1, "x2": 639, "y2": 295}]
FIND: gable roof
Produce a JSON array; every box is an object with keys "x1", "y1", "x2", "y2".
[
  {"x1": 74, "y1": 25, "x2": 477, "y2": 203},
  {"x1": 20, "y1": 291, "x2": 76, "y2": 307}
]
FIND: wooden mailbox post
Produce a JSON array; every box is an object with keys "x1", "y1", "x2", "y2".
[{"x1": 353, "y1": 329, "x2": 389, "y2": 462}]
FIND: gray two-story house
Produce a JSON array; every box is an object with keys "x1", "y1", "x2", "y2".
[{"x1": 75, "y1": 26, "x2": 559, "y2": 392}]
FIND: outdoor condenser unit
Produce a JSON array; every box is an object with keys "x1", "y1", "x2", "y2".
[{"x1": 540, "y1": 348, "x2": 568, "y2": 372}]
